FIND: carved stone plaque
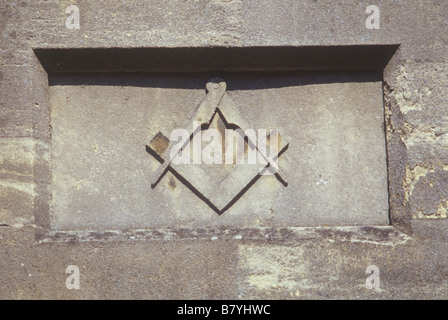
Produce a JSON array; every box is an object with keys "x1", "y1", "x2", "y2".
[{"x1": 49, "y1": 73, "x2": 389, "y2": 230}]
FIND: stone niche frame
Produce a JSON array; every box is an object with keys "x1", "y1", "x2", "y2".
[{"x1": 33, "y1": 45, "x2": 407, "y2": 243}]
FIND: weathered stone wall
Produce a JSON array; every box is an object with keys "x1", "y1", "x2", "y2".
[{"x1": 1, "y1": 0, "x2": 447, "y2": 299}]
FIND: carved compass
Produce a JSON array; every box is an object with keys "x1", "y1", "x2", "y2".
[{"x1": 146, "y1": 78, "x2": 288, "y2": 214}]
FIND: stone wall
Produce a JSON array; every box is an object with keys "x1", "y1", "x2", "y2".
[{"x1": 1, "y1": 0, "x2": 447, "y2": 299}]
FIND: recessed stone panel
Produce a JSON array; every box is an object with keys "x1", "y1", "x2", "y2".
[{"x1": 49, "y1": 72, "x2": 389, "y2": 230}]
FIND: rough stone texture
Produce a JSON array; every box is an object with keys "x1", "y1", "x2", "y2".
[
  {"x1": 0, "y1": 0, "x2": 447, "y2": 299},
  {"x1": 1, "y1": 224, "x2": 448, "y2": 299},
  {"x1": 0, "y1": 138, "x2": 35, "y2": 226},
  {"x1": 384, "y1": 61, "x2": 448, "y2": 228}
]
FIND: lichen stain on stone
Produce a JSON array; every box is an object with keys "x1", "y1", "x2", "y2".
[
  {"x1": 436, "y1": 200, "x2": 448, "y2": 218},
  {"x1": 404, "y1": 163, "x2": 448, "y2": 219},
  {"x1": 419, "y1": 196, "x2": 448, "y2": 219},
  {"x1": 238, "y1": 244, "x2": 314, "y2": 294},
  {"x1": 403, "y1": 163, "x2": 435, "y2": 204},
  {"x1": 400, "y1": 122, "x2": 448, "y2": 149},
  {"x1": 414, "y1": 200, "x2": 448, "y2": 219}
]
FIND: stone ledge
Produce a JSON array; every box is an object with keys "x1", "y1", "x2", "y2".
[{"x1": 37, "y1": 225, "x2": 411, "y2": 246}]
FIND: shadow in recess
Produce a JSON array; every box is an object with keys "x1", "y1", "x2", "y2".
[{"x1": 49, "y1": 70, "x2": 383, "y2": 91}]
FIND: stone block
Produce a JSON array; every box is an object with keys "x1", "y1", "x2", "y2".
[
  {"x1": 0, "y1": 138, "x2": 35, "y2": 225},
  {"x1": 49, "y1": 72, "x2": 389, "y2": 230}
]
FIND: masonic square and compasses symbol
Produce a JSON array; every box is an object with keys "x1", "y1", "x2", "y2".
[{"x1": 146, "y1": 78, "x2": 289, "y2": 215}]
